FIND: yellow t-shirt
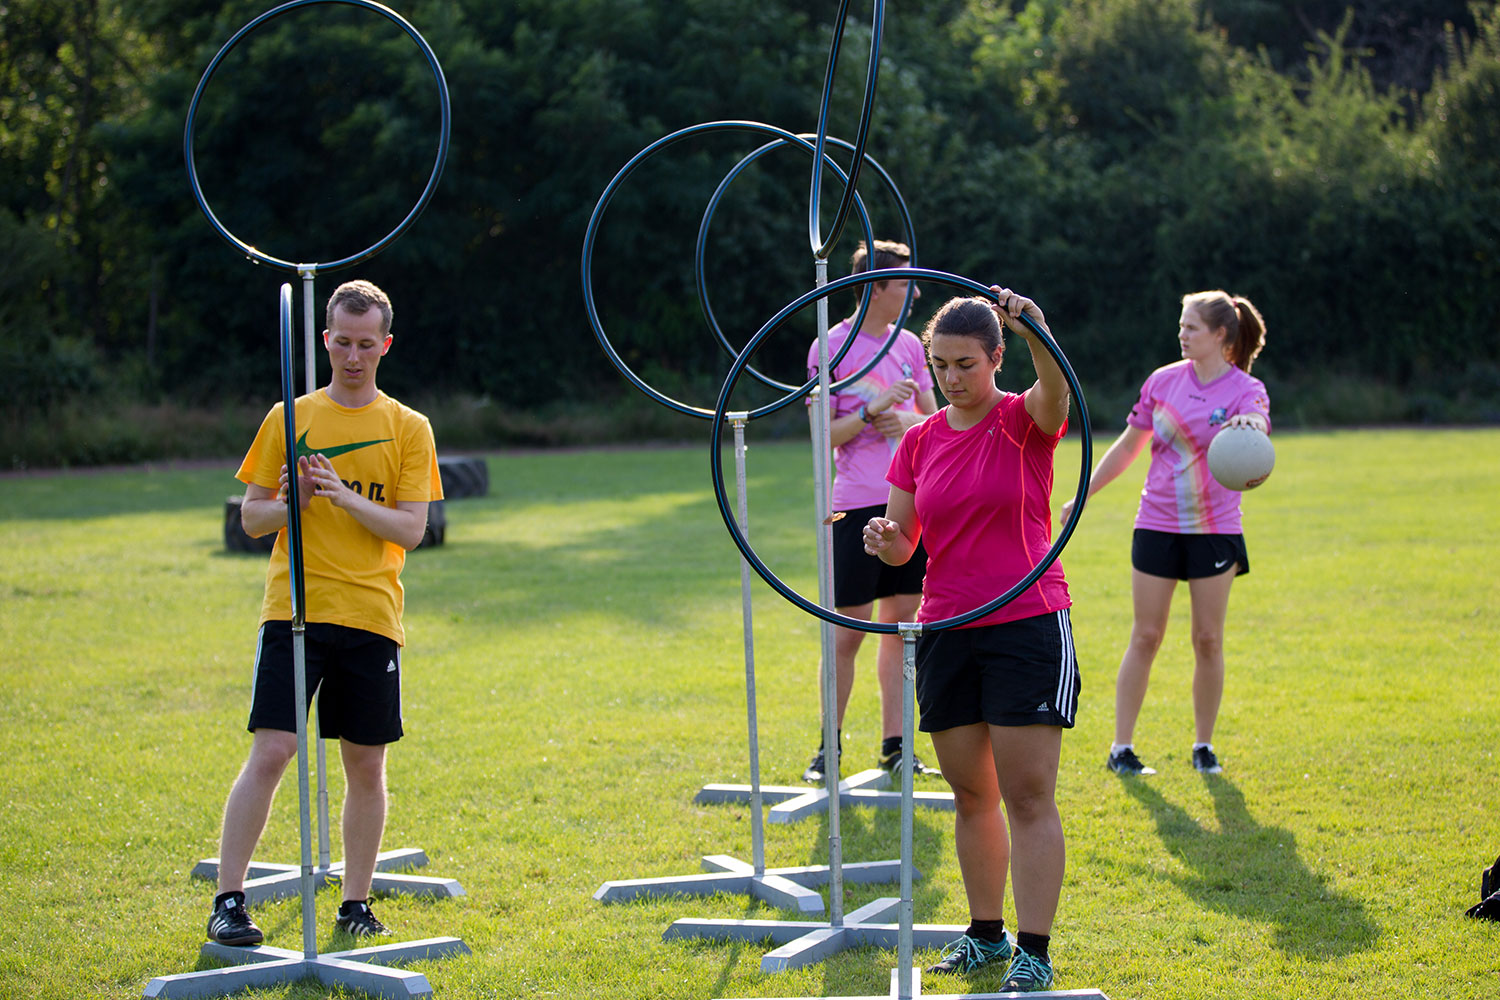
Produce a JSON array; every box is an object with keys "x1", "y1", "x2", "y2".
[{"x1": 237, "y1": 389, "x2": 442, "y2": 645}]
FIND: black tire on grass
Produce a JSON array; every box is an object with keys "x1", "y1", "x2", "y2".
[
  {"x1": 417, "y1": 498, "x2": 446, "y2": 548},
  {"x1": 437, "y1": 456, "x2": 488, "y2": 499},
  {"x1": 224, "y1": 495, "x2": 276, "y2": 555}
]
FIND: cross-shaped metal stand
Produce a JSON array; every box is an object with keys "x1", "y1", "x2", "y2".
[
  {"x1": 594, "y1": 413, "x2": 906, "y2": 914},
  {"x1": 696, "y1": 766, "x2": 954, "y2": 823},
  {"x1": 191, "y1": 845, "x2": 465, "y2": 906},
  {"x1": 701, "y1": 627, "x2": 1109, "y2": 999}
]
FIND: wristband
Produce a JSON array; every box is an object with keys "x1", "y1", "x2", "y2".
[{"x1": 859, "y1": 404, "x2": 875, "y2": 424}]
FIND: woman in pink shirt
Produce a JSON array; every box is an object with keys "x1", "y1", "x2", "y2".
[
  {"x1": 864, "y1": 288, "x2": 1075, "y2": 993},
  {"x1": 1061, "y1": 290, "x2": 1269, "y2": 778}
]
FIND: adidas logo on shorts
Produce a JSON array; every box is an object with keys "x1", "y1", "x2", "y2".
[
  {"x1": 386, "y1": 660, "x2": 396, "y2": 673},
  {"x1": 1036, "y1": 702, "x2": 1049, "y2": 712}
]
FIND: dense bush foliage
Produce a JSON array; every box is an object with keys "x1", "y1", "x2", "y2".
[{"x1": 2, "y1": 0, "x2": 1497, "y2": 466}]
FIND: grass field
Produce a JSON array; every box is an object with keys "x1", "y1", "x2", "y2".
[{"x1": 1, "y1": 428, "x2": 1498, "y2": 1000}]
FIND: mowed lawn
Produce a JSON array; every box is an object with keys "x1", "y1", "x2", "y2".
[{"x1": 0, "y1": 428, "x2": 1497, "y2": 1000}]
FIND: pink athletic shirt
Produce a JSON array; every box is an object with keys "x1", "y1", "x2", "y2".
[
  {"x1": 1126, "y1": 360, "x2": 1272, "y2": 534},
  {"x1": 808, "y1": 319, "x2": 933, "y2": 510},
  {"x1": 887, "y1": 391, "x2": 1071, "y2": 628}
]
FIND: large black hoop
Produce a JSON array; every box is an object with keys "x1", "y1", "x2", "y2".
[
  {"x1": 808, "y1": 0, "x2": 885, "y2": 260},
  {"x1": 582, "y1": 120, "x2": 886, "y2": 422},
  {"x1": 710, "y1": 268, "x2": 1093, "y2": 634},
  {"x1": 696, "y1": 135, "x2": 917, "y2": 395},
  {"x1": 184, "y1": 0, "x2": 451, "y2": 273}
]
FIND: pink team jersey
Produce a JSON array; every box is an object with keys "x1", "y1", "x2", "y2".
[
  {"x1": 807, "y1": 319, "x2": 934, "y2": 509},
  {"x1": 887, "y1": 391, "x2": 1071, "y2": 628},
  {"x1": 1126, "y1": 360, "x2": 1272, "y2": 534}
]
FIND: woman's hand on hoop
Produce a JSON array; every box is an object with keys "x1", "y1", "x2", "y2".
[{"x1": 989, "y1": 285, "x2": 1048, "y2": 336}]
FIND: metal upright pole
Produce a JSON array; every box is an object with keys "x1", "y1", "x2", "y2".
[
  {"x1": 285, "y1": 278, "x2": 318, "y2": 962},
  {"x1": 896, "y1": 624, "x2": 920, "y2": 1000},
  {"x1": 300, "y1": 266, "x2": 332, "y2": 876},
  {"x1": 810, "y1": 255, "x2": 843, "y2": 927},
  {"x1": 731, "y1": 413, "x2": 766, "y2": 876}
]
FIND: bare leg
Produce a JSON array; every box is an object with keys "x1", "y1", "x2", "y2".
[
  {"x1": 931, "y1": 724, "x2": 1007, "y2": 920},
  {"x1": 338, "y1": 739, "x2": 388, "y2": 902},
  {"x1": 1113, "y1": 570, "x2": 1177, "y2": 746},
  {"x1": 990, "y1": 725, "x2": 1064, "y2": 935},
  {"x1": 217, "y1": 729, "x2": 298, "y2": 893},
  {"x1": 874, "y1": 592, "x2": 922, "y2": 740},
  {"x1": 1187, "y1": 566, "x2": 1236, "y2": 745},
  {"x1": 828, "y1": 601, "x2": 872, "y2": 729}
]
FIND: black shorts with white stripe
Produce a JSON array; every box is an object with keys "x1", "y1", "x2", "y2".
[{"x1": 913, "y1": 609, "x2": 1079, "y2": 732}]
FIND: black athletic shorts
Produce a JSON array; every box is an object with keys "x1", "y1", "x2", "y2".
[
  {"x1": 1131, "y1": 528, "x2": 1249, "y2": 580},
  {"x1": 833, "y1": 502, "x2": 927, "y2": 608},
  {"x1": 914, "y1": 609, "x2": 1079, "y2": 731},
  {"x1": 248, "y1": 621, "x2": 404, "y2": 745}
]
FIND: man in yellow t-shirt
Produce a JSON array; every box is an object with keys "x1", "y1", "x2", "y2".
[{"x1": 206, "y1": 280, "x2": 443, "y2": 947}]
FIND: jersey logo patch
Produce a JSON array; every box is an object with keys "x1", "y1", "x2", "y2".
[{"x1": 295, "y1": 431, "x2": 392, "y2": 460}]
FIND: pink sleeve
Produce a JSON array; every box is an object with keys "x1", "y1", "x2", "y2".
[
  {"x1": 907, "y1": 336, "x2": 933, "y2": 393},
  {"x1": 887, "y1": 420, "x2": 920, "y2": 494},
  {"x1": 1012, "y1": 389, "x2": 1068, "y2": 442},
  {"x1": 1126, "y1": 373, "x2": 1156, "y2": 430},
  {"x1": 1237, "y1": 379, "x2": 1272, "y2": 433}
]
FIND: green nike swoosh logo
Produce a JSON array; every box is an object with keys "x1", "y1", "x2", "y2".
[{"x1": 295, "y1": 431, "x2": 392, "y2": 460}]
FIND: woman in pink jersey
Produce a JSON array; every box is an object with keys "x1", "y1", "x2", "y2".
[
  {"x1": 864, "y1": 288, "x2": 1075, "y2": 993},
  {"x1": 1061, "y1": 290, "x2": 1269, "y2": 778}
]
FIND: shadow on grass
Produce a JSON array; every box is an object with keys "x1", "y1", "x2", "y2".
[{"x1": 1121, "y1": 776, "x2": 1379, "y2": 959}]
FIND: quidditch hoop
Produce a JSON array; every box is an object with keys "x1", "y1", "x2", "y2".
[
  {"x1": 185, "y1": 0, "x2": 451, "y2": 272},
  {"x1": 583, "y1": 120, "x2": 889, "y2": 422},
  {"x1": 808, "y1": 0, "x2": 885, "y2": 260},
  {"x1": 697, "y1": 135, "x2": 917, "y2": 395},
  {"x1": 710, "y1": 267, "x2": 1093, "y2": 634}
]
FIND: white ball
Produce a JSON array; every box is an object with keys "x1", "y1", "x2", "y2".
[{"x1": 1206, "y1": 424, "x2": 1275, "y2": 491}]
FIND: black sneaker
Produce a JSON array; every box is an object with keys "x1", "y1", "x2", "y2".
[
  {"x1": 334, "y1": 900, "x2": 391, "y2": 937},
  {"x1": 1106, "y1": 747, "x2": 1156, "y2": 776},
  {"x1": 1482, "y1": 854, "x2": 1500, "y2": 900},
  {"x1": 1192, "y1": 745, "x2": 1223, "y2": 774},
  {"x1": 206, "y1": 891, "x2": 263, "y2": 946},
  {"x1": 878, "y1": 746, "x2": 941, "y2": 778},
  {"x1": 802, "y1": 748, "x2": 827, "y2": 783}
]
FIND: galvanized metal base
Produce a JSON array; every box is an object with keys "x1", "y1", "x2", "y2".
[
  {"x1": 735, "y1": 967, "x2": 1110, "y2": 1000},
  {"x1": 191, "y1": 847, "x2": 465, "y2": 906},
  {"x1": 667, "y1": 896, "x2": 967, "y2": 973},
  {"x1": 696, "y1": 768, "x2": 954, "y2": 823},
  {"x1": 143, "y1": 936, "x2": 471, "y2": 999},
  {"x1": 595, "y1": 852, "x2": 910, "y2": 914}
]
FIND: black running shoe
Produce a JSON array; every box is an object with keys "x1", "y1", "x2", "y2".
[
  {"x1": 802, "y1": 748, "x2": 827, "y2": 783},
  {"x1": 1106, "y1": 747, "x2": 1156, "y2": 776},
  {"x1": 1192, "y1": 745, "x2": 1223, "y2": 774},
  {"x1": 878, "y1": 746, "x2": 941, "y2": 778},
  {"x1": 334, "y1": 900, "x2": 391, "y2": 937},
  {"x1": 206, "y1": 891, "x2": 263, "y2": 946},
  {"x1": 1483, "y1": 854, "x2": 1500, "y2": 900}
]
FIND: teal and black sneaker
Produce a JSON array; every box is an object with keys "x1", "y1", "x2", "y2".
[
  {"x1": 925, "y1": 934, "x2": 1011, "y2": 974},
  {"x1": 1000, "y1": 945, "x2": 1055, "y2": 992}
]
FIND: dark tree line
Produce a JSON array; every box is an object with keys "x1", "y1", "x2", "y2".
[{"x1": 3, "y1": 0, "x2": 1498, "y2": 463}]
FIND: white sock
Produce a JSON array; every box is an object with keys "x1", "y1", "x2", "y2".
[
  {"x1": 1110, "y1": 743, "x2": 1134, "y2": 755},
  {"x1": 1193, "y1": 742, "x2": 1213, "y2": 751}
]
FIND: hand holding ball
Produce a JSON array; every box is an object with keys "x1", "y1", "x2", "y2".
[{"x1": 1207, "y1": 424, "x2": 1275, "y2": 491}]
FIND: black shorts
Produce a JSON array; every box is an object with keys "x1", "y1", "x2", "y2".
[
  {"x1": 1132, "y1": 528, "x2": 1249, "y2": 580},
  {"x1": 248, "y1": 621, "x2": 404, "y2": 745},
  {"x1": 833, "y1": 502, "x2": 927, "y2": 607},
  {"x1": 914, "y1": 609, "x2": 1079, "y2": 731}
]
